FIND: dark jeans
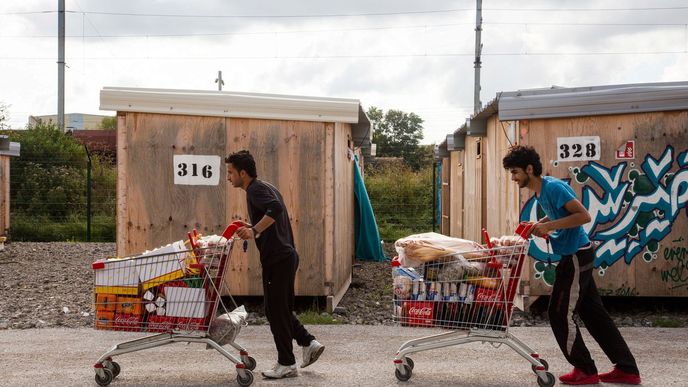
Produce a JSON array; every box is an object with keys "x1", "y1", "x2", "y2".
[
  {"x1": 548, "y1": 245, "x2": 639, "y2": 376},
  {"x1": 262, "y1": 252, "x2": 315, "y2": 366}
]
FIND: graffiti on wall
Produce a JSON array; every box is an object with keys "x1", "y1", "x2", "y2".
[{"x1": 522, "y1": 145, "x2": 688, "y2": 286}]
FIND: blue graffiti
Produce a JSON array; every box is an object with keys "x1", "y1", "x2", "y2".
[{"x1": 521, "y1": 145, "x2": 688, "y2": 268}]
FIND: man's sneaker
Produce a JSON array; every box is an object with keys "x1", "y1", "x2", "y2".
[
  {"x1": 599, "y1": 368, "x2": 641, "y2": 385},
  {"x1": 261, "y1": 363, "x2": 297, "y2": 379},
  {"x1": 300, "y1": 340, "x2": 325, "y2": 368},
  {"x1": 559, "y1": 368, "x2": 600, "y2": 385}
]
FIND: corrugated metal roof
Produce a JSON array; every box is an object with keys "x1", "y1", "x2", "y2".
[
  {"x1": 467, "y1": 98, "x2": 499, "y2": 136},
  {"x1": 100, "y1": 87, "x2": 371, "y2": 147},
  {"x1": 435, "y1": 141, "x2": 449, "y2": 158},
  {"x1": 499, "y1": 81, "x2": 688, "y2": 120},
  {"x1": 0, "y1": 136, "x2": 20, "y2": 157}
]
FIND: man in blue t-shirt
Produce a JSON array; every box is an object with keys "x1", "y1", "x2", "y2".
[{"x1": 503, "y1": 145, "x2": 640, "y2": 385}]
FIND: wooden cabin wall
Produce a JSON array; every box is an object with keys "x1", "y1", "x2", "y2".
[
  {"x1": 117, "y1": 112, "x2": 226, "y2": 256},
  {"x1": 440, "y1": 157, "x2": 450, "y2": 235},
  {"x1": 520, "y1": 111, "x2": 688, "y2": 298},
  {"x1": 485, "y1": 117, "x2": 520, "y2": 238},
  {"x1": 0, "y1": 156, "x2": 9, "y2": 234},
  {"x1": 462, "y1": 136, "x2": 485, "y2": 242},
  {"x1": 331, "y1": 122, "x2": 355, "y2": 306},
  {"x1": 225, "y1": 118, "x2": 327, "y2": 296},
  {"x1": 449, "y1": 150, "x2": 464, "y2": 237}
]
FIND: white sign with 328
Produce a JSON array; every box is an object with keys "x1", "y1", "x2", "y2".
[{"x1": 556, "y1": 136, "x2": 601, "y2": 162}]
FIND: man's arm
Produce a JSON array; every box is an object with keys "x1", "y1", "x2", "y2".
[{"x1": 532, "y1": 199, "x2": 591, "y2": 237}]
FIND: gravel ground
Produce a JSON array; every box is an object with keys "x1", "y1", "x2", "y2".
[{"x1": 1, "y1": 242, "x2": 687, "y2": 330}]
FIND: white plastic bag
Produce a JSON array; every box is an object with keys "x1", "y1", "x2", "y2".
[
  {"x1": 208, "y1": 305, "x2": 248, "y2": 346},
  {"x1": 395, "y1": 232, "x2": 486, "y2": 267}
]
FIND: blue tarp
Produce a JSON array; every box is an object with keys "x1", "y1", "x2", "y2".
[{"x1": 353, "y1": 156, "x2": 386, "y2": 261}]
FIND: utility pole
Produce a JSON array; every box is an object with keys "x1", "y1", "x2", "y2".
[
  {"x1": 58, "y1": 0, "x2": 65, "y2": 131},
  {"x1": 473, "y1": 0, "x2": 483, "y2": 114},
  {"x1": 215, "y1": 70, "x2": 225, "y2": 91}
]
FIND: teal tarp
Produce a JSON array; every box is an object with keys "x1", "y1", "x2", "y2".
[{"x1": 353, "y1": 156, "x2": 386, "y2": 261}]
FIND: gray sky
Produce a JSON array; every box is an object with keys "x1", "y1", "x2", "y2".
[{"x1": 1, "y1": 0, "x2": 687, "y2": 144}]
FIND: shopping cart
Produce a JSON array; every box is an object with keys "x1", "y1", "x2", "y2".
[
  {"x1": 91, "y1": 221, "x2": 255, "y2": 387},
  {"x1": 391, "y1": 223, "x2": 555, "y2": 386}
]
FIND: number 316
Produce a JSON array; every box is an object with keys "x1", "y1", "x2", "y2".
[{"x1": 177, "y1": 163, "x2": 213, "y2": 178}]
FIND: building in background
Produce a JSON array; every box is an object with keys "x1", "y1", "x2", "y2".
[{"x1": 28, "y1": 113, "x2": 114, "y2": 130}]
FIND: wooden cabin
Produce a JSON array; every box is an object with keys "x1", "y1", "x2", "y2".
[
  {"x1": 0, "y1": 136, "x2": 20, "y2": 238},
  {"x1": 100, "y1": 87, "x2": 371, "y2": 310},
  {"x1": 440, "y1": 81, "x2": 688, "y2": 305}
]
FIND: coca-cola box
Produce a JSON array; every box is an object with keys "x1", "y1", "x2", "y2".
[
  {"x1": 474, "y1": 286, "x2": 509, "y2": 309},
  {"x1": 113, "y1": 313, "x2": 143, "y2": 331},
  {"x1": 176, "y1": 317, "x2": 205, "y2": 331},
  {"x1": 147, "y1": 315, "x2": 177, "y2": 332},
  {"x1": 402, "y1": 301, "x2": 434, "y2": 327}
]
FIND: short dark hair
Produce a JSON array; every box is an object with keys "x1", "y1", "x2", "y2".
[
  {"x1": 225, "y1": 150, "x2": 257, "y2": 178},
  {"x1": 502, "y1": 145, "x2": 542, "y2": 176}
]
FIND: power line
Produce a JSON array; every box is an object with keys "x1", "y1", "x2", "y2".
[
  {"x1": 3, "y1": 21, "x2": 686, "y2": 39},
  {"x1": 3, "y1": 5, "x2": 688, "y2": 18},
  {"x1": 1, "y1": 50, "x2": 686, "y2": 61}
]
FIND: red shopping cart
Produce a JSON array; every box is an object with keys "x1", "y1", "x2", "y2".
[
  {"x1": 391, "y1": 223, "x2": 555, "y2": 386},
  {"x1": 91, "y1": 221, "x2": 255, "y2": 387}
]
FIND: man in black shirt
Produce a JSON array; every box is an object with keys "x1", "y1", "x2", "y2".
[{"x1": 225, "y1": 150, "x2": 325, "y2": 379}]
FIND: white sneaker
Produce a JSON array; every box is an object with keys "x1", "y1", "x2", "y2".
[
  {"x1": 261, "y1": 363, "x2": 297, "y2": 379},
  {"x1": 300, "y1": 340, "x2": 325, "y2": 368}
]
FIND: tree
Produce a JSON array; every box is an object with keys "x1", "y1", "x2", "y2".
[
  {"x1": 0, "y1": 102, "x2": 10, "y2": 130},
  {"x1": 367, "y1": 106, "x2": 428, "y2": 170},
  {"x1": 99, "y1": 116, "x2": 117, "y2": 129}
]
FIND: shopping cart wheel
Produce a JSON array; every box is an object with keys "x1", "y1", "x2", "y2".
[
  {"x1": 537, "y1": 371, "x2": 555, "y2": 387},
  {"x1": 531, "y1": 358, "x2": 548, "y2": 373},
  {"x1": 404, "y1": 357, "x2": 415, "y2": 370},
  {"x1": 106, "y1": 361, "x2": 121, "y2": 378},
  {"x1": 243, "y1": 356, "x2": 257, "y2": 371},
  {"x1": 94, "y1": 368, "x2": 113, "y2": 387},
  {"x1": 236, "y1": 370, "x2": 254, "y2": 387},
  {"x1": 394, "y1": 365, "x2": 412, "y2": 382}
]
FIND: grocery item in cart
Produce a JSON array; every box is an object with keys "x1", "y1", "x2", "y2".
[
  {"x1": 208, "y1": 305, "x2": 249, "y2": 346},
  {"x1": 395, "y1": 232, "x2": 485, "y2": 267}
]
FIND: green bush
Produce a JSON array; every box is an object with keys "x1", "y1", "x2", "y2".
[
  {"x1": 6, "y1": 123, "x2": 116, "y2": 241},
  {"x1": 365, "y1": 162, "x2": 434, "y2": 242}
]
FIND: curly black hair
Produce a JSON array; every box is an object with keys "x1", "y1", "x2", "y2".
[
  {"x1": 225, "y1": 150, "x2": 257, "y2": 178},
  {"x1": 502, "y1": 145, "x2": 542, "y2": 176}
]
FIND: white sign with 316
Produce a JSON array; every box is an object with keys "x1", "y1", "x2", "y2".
[{"x1": 173, "y1": 155, "x2": 221, "y2": 186}]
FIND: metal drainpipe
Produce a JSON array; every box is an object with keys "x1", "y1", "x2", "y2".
[
  {"x1": 85, "y1": 144, "x2": 92, "y2": 242},
  {"x1": 432, "y1": 161, "x2": 437, "y2": 232}
]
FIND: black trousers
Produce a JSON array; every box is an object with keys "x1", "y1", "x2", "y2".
[
  {"x1": 548, "y1": 245, "x2": 639, "y2": 376},
  {"x1": 262, "y1": 252, "x2": 315, "y2": 366}
]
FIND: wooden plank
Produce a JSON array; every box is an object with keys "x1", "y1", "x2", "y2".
[
  {"x1": 324, "y1": 123, "x2": 335, "y2": 299},
  {"x1": 332, "y1": 122, "x2": 354, "y2": 309},
  {"x1": 440, "y1": 157, "x2": 450, "y2": 234},
  {"x1": 0, "y1": 157, "x2": 8, "y2": 233},
  {"x1": 224, "y1": 118, "x2": 326, "y2": 296},
  {"x1": 463, "y1": 137, "x2": 483, "y2": 242},
  {"x1": 120, "y1": 113, "x2": 226, "y2": 256},
  {"x1": 224, "y1": 117, "x2": 259, "y2": 296},
  {"x1": 449, "y1": 150, "x2": 464, "y2": 237},
  {"x1": 485, "y1": 117, "x2": 520, "y2": 237},
  {"x1": 116, "y1": 113, "x2": 128, "y2": 255}
]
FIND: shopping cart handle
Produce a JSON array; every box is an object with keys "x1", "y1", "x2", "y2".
[
  {"x1": 515, "y1": 221, "x2": 549, "y2": 240},
  {"x1": 221, "y1": 220, "x2": 246, "y2": 240}
]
